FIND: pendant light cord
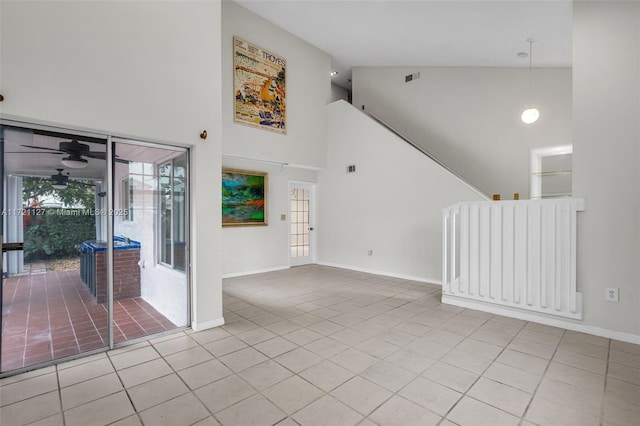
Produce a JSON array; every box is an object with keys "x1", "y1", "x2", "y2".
[
  {"x1": 528, "y1": 40, "x2": 533, "y2": 108},
  {"x1": 521, "y1": 38, "x2": 540, "y2": 123}
]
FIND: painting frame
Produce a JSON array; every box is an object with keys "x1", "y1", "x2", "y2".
[
  {"x1": 222, "y1": 168, "x2": 268, "y2": 227},
  {"x1": 233, "y1": 36, "x2": 287, "y2": 134}
]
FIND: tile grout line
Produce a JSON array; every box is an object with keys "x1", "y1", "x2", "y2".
[
  {"x1": 55, "y1": 364, "x2": 67, "y2": 426},
  {"x1": 599, "y1": 337, "x2": 612, "y2": 425},
  {"x1": 107, "y1": 340, "x2": 160, "y2": 425},
  {"x1": 158, "y1": 333, "x2": 223, "y2": 425},
  {"x1": 517, "y1": 327, "x2": 566, "y2": 425},
  {"x1": 219, "y1": 318, "x2": 321, "y2": 424},
  {"x1": 432, "y1": 311, "x2": 525, "y2": 425},
  {"x1": 59, "y1": 271, "x2": 82, "y2": 359}
]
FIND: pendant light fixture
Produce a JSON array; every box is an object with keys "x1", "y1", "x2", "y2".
[{"x1": 521, "y1": 39, "x2": 539, "y2": 124}]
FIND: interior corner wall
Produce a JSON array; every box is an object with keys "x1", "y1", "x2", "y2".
[
  {"x1": 352, "y1": 67, "x2": 572, "y2": 200},
  {"x1": 221, "y1": 1, "x2": 331, "y2": 169},
  {"x1": 573, "y1": 1, "x2": 640, "y2": 338},
  {"x1": 221, "y1": 159, "x2": 317, "y2": 276},
  {"x1": 331, "y1": 84, "x2": 349, "y2": 103},
  {"x1": 317, "y1": 100, "x2": 485, "y2": 283},
  {"x1": 0, "y1": 0, "x2": 224, "y2": 330}
]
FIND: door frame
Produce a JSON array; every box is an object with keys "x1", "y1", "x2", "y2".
[{"x1": 288, "y1": 181, "x2": 316, "y2": 267}]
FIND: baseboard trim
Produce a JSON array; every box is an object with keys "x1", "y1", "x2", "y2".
[
  {"x1": 191, "y1": 317, "x2": 225, "y2": 332},
  {"x1": 442, "y1": 295, "x2": 640, "y2": 345},
  {"x1": 222, "y1": 265, "x2": 289, "y2": 279},
  {"x1": 316, "y1": 261, "x2": 441, "y2": 285}
]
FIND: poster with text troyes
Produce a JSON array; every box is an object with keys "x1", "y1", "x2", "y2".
[{"x1": 233, "y1": 36, "x2": 286, "y2": 134}]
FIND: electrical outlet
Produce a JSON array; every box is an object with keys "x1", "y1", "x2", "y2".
[{"x1": 605, "y1": 287, "x2": 619, "y2": 302}]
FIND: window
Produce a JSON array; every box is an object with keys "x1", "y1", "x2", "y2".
[
  {"x1": 158, "y1": 153, "x2": 187, "y2": 271},
  {"x1": 121, "y1": 177, "x2": 134, "y2": 221}
]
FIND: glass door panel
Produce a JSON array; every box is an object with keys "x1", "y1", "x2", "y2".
[
  {"x1": 1, "y1": 124, "x2": 109, "y2": 373},
  {"x1": 112, "y1": 141, "x2": 188, "y2": 344},
  {"x1": 289, "y1": 183, "x2": 314, "y2": 266},
  {"x1": 0, "y1": 125, "x2": 190, "y2": 374}
]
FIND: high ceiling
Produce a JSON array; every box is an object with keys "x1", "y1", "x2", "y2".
[{"x1": 234, "y1": 0, "x2": 573, "y2": 89}]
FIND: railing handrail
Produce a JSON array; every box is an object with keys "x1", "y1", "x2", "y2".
[{"x1": 361, "y1": 105, "x2": 490, "y2": 201}]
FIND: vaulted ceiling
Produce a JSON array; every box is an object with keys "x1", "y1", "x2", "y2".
[{"x1": 234, "y1": 0, "x2": 573, "y2": 89}]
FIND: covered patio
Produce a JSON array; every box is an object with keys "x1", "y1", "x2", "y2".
[{"x1": 1, "y1": 267, "x2": 175, "y2": 371}]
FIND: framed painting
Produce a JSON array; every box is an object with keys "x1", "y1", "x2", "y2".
[
  {"x1": 222, "y1": 168, "x2": 268, "y2": 227},
  {"x1": 233, "y1": 36, "x2": 286, "y2": 134}
]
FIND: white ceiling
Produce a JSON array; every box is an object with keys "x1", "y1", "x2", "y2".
[
  {"x1": 3, "y1": 127, "x2": 181, "y2": 181},
  {"x1": 234, "y1": 0, "x2": 573, "y2": 89}
]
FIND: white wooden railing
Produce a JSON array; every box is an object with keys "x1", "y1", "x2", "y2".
[{"x1": 442, "y1": 198, "x2": 585, "y2": 320}]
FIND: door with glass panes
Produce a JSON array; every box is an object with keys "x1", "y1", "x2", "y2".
[{"x1": 289, "y1": 182, "x2": 315, "y2": 266}]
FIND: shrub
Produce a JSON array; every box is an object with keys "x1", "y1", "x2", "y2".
[{"x1": 23, "y1": 209, "x2": 96, "y2": 261}]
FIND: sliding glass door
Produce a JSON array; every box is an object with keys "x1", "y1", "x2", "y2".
[
  {"x1": 111, "y1": 139, "x2": 189, "y2": 343},
  {"x1": 0, "y1": 124, "x2": 109, "y2": 372},
  {"x1": 0, "y1": 123, "x2": 190, "y2": 375}
]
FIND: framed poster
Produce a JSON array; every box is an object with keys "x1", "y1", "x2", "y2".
[
  {"x1": 233, "y1": 36, "x2": 286, "y2": 134},
  {"x1": 222, "y1": 168, "x2": 268, "y2": 227}
]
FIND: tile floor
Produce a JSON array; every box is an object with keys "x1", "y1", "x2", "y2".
[
  {"x1": 1, "y1": 269, "x2": 176, "y2": 371},
  {"x1": 1, "y1": 265, "x2": 640, "y2": 425}
]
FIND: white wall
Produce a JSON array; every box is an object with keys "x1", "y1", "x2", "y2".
[
  {"x1": 0, "y1": 0, "x2": 224, "y2": 330},
  {"x1": 220, "y1": 2, "x2": 330, "y2": 276},
  {"x1": 221, "y1": 158, "x2": 316, "y2": 276},
  {"x1": 330, "y1": 84, "x2": 349, "y2": 103},
  {"x1": 113, "y1": 160, "x2": 188, "y2": 327},
  {"x1": 317, "y1": 100, "x2": 486, "y2": 283},
  {"x1": 352, "y1": 67, "x2": 572, "y2": 200},
  {"x1": 573, "y1": 1, "x2": 640, "y2": 338},
  {"x1": 221, "y1": 1, "x2": 331, "y2": 169}
]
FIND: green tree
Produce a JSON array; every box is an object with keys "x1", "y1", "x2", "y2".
[
  {"x1": 21, "y1": 177, "x2": 97, "y2": 261},
  {"x1": 22, "y1": 177, "x2": 96, "y2": 208}
]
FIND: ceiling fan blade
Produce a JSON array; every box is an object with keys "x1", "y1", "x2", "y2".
[
  {"x1": 84, "y1": 151, "x2": 131, "y2": 163},
  {"x1": 83, "y1": 151, "x2": 107, "y2": 160},
  {"x1": 33, "y1": 129, "x2": 107, "y2": 145},
  {"x1": 86, "y1": 151, "x2": 131, "y2": 163},
  {"x1": 14, "y1": 143, "x2": 130, "y2": 164},
  {"x1": 6, "y1": 151, "x2": 64, "y2": 155},
  {"x1": 20, "y1": 144, "x2": 64, "y2": 153}
]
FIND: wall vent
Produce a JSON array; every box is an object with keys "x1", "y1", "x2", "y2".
[
  {"x1": 405, "y1": 72, "x2": 420, "y2": 83},
  {"x1": 346, "y1": 164, "x2": 356, "y2": 173}
]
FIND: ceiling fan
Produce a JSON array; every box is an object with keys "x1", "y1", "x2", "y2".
[
  {"x1": 48, "y1": 169, "x2": 96, "y2": 190},
  {"x1": 51, "y1": 169, "x2": 69, "y2": 189},
  {"x1": 14, "y1": 139, "x2": 129, "y2": 168}
]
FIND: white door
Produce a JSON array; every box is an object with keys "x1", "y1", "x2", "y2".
[{"x1": 289, "y1": 182, "x2": 314, "y2": 266}]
